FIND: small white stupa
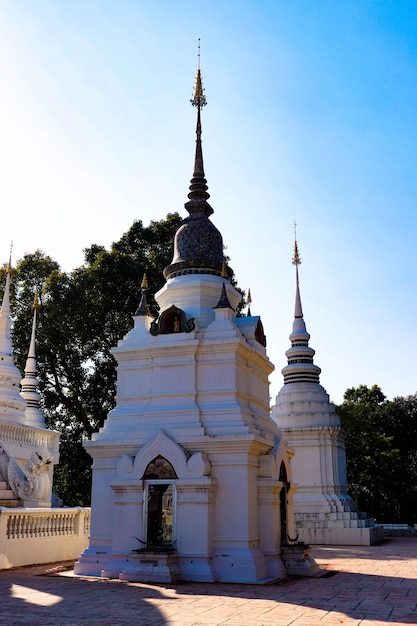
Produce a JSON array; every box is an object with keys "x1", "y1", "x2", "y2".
[
  {"x1": 74, "y1": 56, "x2": 302, "y2": 583},
  {"x1": 0, "y1": 264, "x2": 60, "y2": 508},
  {"x1": 0, "y1": 260, "x2": 26, "y2": 427},
  {"x1": 20, "y1": 292, "x2": 47, "y2": 429},
  {"x1": 271, "y1": 233, "x2": 383, "y2": 545}
]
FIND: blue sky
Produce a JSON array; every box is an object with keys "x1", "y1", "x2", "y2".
[{"x1": 0, "y1": 1, "x2": 416, "y2": 403}]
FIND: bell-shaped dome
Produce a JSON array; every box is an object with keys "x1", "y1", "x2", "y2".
[{"x1": 164, "y1": 212, "x2": 225, "y2": 279}]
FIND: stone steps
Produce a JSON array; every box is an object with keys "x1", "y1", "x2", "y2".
[
  {"x1": 296, "y1": 509, "x2": 376, "y2": 530},
  {"x1": 0, "y1": 479, "x2": 20, "y2": 507}
]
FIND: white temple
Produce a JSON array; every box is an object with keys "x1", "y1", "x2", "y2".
[
  {"x1": 271, "y1": 237, "x2": 384, "y2": 545},
  {"x1": 0, "y1": 52, "x2": 384, "y2": 575},
  {"x1": 73, "y1": 63, "x2": 310, "y2": 583},
  {"x1": 0, "y1": 264, "x2": 60, "y2": 508}
]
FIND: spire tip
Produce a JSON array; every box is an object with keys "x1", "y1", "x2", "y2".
[
  {"x1": 6, "y1": 241, "x2": 13, "y2": 274},
  {"x1": 191, "y1": 39, "x2": 206, "y2": 108},
  {"x1": 292, "y1": 221, "x2": 301, "y2": 266},
  {"x1": 141, "y1": 273, "x2": 148, "y2": 290}
]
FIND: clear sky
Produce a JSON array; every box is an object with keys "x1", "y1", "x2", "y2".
[{"x1": 0, "y1": 0, "x2": 416, "y2": 404}]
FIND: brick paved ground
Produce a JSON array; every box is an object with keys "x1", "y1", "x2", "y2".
[{"x1": 0, "y1": 537, "x2": 416, "y2": 625}]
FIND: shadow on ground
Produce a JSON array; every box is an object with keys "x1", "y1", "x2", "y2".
[{"x1": 1, "y1": 538, "x2": 416, "y2": 625}]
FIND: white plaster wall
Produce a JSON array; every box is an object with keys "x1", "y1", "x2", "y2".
[{"x1": 77, "y1": 273, "x2": 292, "y2": 581}]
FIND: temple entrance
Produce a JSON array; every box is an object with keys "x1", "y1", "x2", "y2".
[
  {"x1": 145, "y1": 483, "x2": 174, "y2": 545},
  {"x1": 143, "y1": 455, "x2": 177, "y2": 547},
  {"x1": 279, "y1": 461, "x2": 289, "y2": 545}
]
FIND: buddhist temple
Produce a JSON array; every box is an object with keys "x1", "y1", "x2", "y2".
[{"x1": 74, "y1": 53, "x2": 300, "y2": 583}]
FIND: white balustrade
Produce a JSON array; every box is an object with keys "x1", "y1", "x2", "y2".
[
  {"x1": 0, "y1": 507, "x2": 91, "y2": 569},
  {"x1": 0, "y1": 422, "x2": 58, "y2": 450}
]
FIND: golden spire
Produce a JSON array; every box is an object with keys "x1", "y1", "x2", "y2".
[
  {"x1": 141, "y1": 273, "x2": 148, "y2": 290},
  {"x1": 191, "y1": 39, "x2": 207, "y2": 108},
  {"x1": 221, "y1": 261, "x2": 228, "y2": 278},
  {"x1": 185, "y1": 38, "x2": 211, "y2": 213},
  {"x1": 292, "y1": 221, "x2": 301, "y2": 266},
  {"x1": 134, "y1": 272, "x2": 151, "y2": 317}
]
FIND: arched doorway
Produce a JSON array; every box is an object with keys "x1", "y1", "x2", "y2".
[
  {"x1": 143, "y1": 455, "x2": 177, "y2": 547},
  {"x1": 279, "y1": 461, "x2": 290, "y2": 546}
]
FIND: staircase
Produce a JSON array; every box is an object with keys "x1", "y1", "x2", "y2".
[
  {"x1": 296, "y1": 497, "x2": 375, "y2": 530},
  {"x1": 0, "y1": 478, "x2": 21, "y2": 507},
  {"x1": 293, "y1": 494, "x2": 384, "y2": 544}
]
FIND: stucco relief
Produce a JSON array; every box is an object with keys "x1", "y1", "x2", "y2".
[
  {"x1": 0, "y1": 443, "x2": 52, "y2": 502},
  {"x1": 116, "y1": 430, "x2": 211, "y2": 480}
]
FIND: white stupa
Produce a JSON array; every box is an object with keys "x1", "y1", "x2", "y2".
[
  {"x1": 20, "y1": 292, "x2": 47, "y2": 429},
  {"x1": 271, "y1": 236, "x2": 383, "y2": 545},
  {"x1": 0, "y1": 268, "x2": 60, "y2": 508},
  {"x1": 0, "y1": 261, "x2": 26, "y2": 426},
  {"x1": 74, "y1": 59, "x2": 301, "y2": 583}
]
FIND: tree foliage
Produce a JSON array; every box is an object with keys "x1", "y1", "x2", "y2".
[{"x1": 338, "y1": 384, "x2": 417, "y2": 523}]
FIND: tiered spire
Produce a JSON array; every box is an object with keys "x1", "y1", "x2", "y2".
[
  {"x1": 163, "y1": 42, "x2": 230, "y2": 281},
  {"x1": 281, "y1": 228, "x2": 321, "y2": 385},
  {"x1": 20, "y1": 291, "x2": 45, "y2": 427},
  {"x1": 0, "y1": 256, "x2": 12, "y2": 355},
  {"x1": 186, "y1": 39, "x2": 212, "y2": 215},
  {"x1": 292, "y1": 233, "x2": 306, "y2": 334},
  {"x1": 0, "y1": 251, "x2": 26, "y2": 424}
]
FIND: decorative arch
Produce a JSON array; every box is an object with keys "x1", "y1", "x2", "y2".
[
  {"x1": 279, "y1": 460, "x2": 289, "y2": 485},
  {"x1": 279, "y1": 460, "x2": 291, "y2": 546},
  {"x1": 144, "y1": 455, "x2": 177, "y2": 480},
  {"x1": 116, "y1": 430, "x2": 211, "y2": 480},
  {"x1": 150, "y1": 305, "x2": 195, "y2": 336}
]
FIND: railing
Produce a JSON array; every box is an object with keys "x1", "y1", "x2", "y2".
[
  {"x1": 0, "y1": 422, "x2": 59, "y2": 450},
  {"x1": 0, "y1": 507, "x2": 91, "y2": 570}
]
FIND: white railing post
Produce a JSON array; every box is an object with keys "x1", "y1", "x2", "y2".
[{"x1": 0, "y1": 509, "x2": 9, "y2": 569}]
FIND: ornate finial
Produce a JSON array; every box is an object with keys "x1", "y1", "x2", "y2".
[
  {"x1": 191, "y1": 39, "x2": 207, "y2": 109},
  {"x1": 134, "y1": 272, "x2": 151, "y2": 317},
  {"x1": 247, "y1": 288, "x2": 252, "y2": 316},
  {"x1": 292, "y1": 223, "x2": 304, "y2": 321},
  {"x1": 185, "y1": 39, "x2": 211, "y2": 213},
  {"x1": 141, "y1": 273, "x2": 148, "y2": 290},
  {"x1": 221, "y1": 261, "x2": 228, "y2": 278},
  {"x1": 292, "y1": 222, "x2": 301, "y2": 266}
]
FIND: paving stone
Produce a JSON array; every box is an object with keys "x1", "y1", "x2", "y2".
[{"x1": 1, "y1": 537, "x2": 417, "y2": 625}]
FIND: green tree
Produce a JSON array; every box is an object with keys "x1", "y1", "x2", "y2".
[
  {"x1": 337, "y1": 384, "x2": 417, "y2": 523},
  {"x1": 381, "y1": 394, "x2": 417, "y2": 523}
]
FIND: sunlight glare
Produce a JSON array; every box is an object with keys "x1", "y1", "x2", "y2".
[{"x1": 11, "y1": 584, "x2": 63, "y2": 607}]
